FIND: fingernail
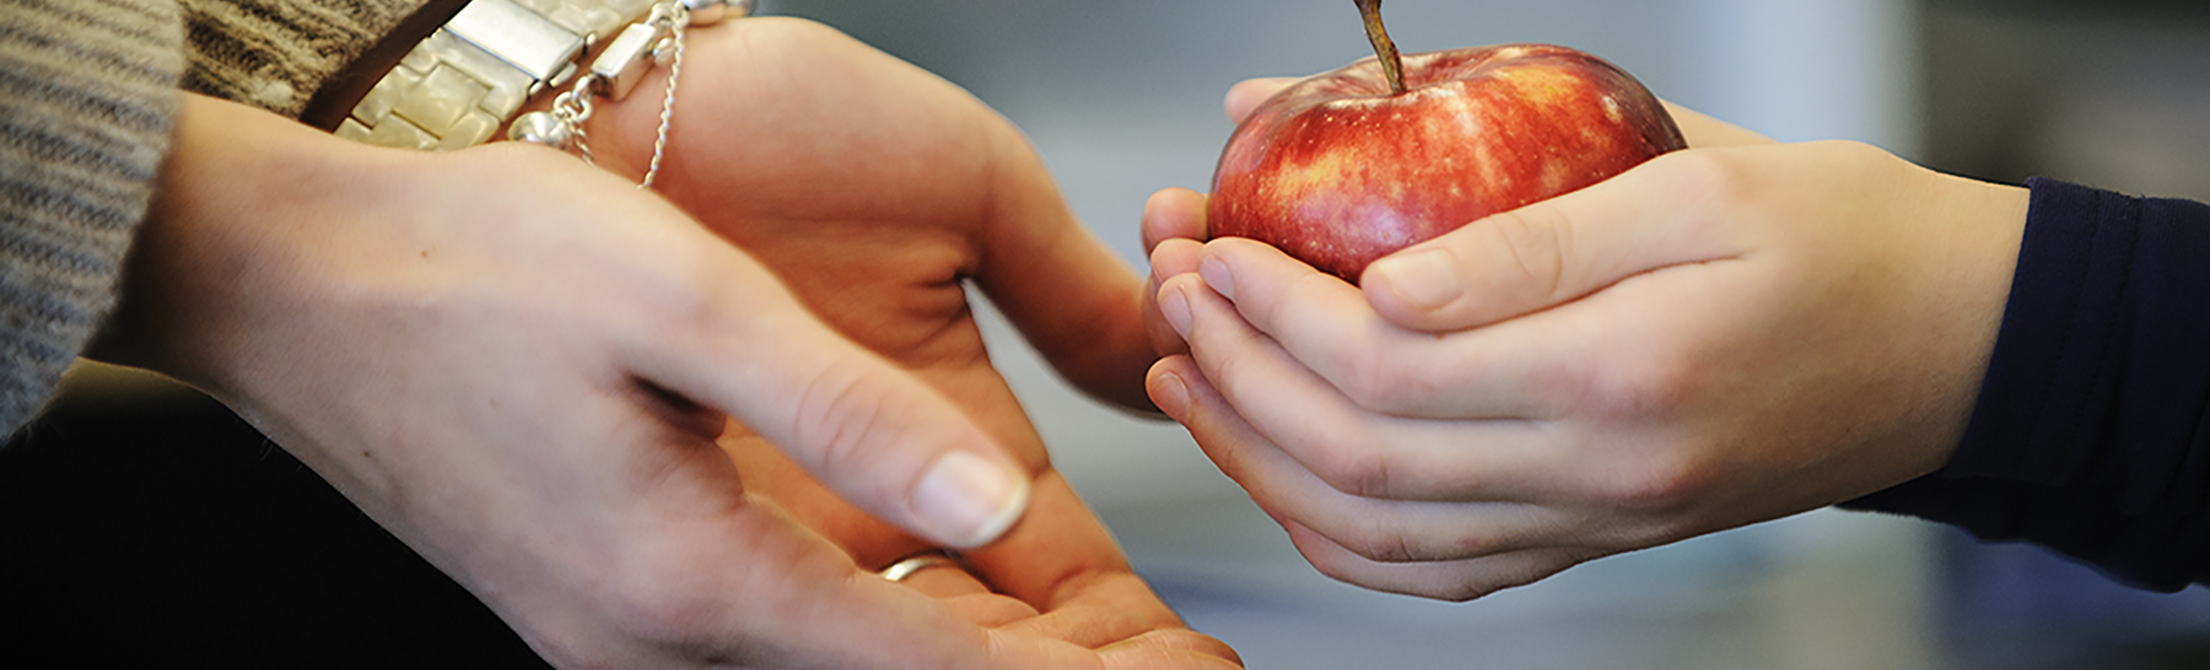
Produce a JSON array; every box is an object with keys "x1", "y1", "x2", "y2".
[
  {"x1": 1158, "y1": 286, "x2": 1193, "y2": 337},
  {"x1": 1199, "y1": 258, "x2": 1236, "y2": 301},
  {"x1": 1369, "y1": 248, "x2": 1464, "y2": 310},
  {"x1": 1151, "y1": 370, "x2": 1191, "y2": 417},
  {"x1": 912, "y1": 451, "x2": 1030, "y2": 548}
]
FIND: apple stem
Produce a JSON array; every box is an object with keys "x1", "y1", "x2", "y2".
[{"x1": 1356, "y1": 0, "x2": 1407, "y2": 95}]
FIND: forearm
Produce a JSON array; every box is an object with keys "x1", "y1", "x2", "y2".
[{"x1": 1847, "y1": 177, "x2": 2210, "y2": 591}]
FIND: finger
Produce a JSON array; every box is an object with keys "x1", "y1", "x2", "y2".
[
  {"x1": 941, "y1": 592, "x2": 1043, "y2": 628},
  {"x1": 1660, "y1": 100, "x2": 1775, "y2": 148},
  {"x1": 1191, "y1": 237, "x2": 1567, "y2": 419},
  {"x1": 1145, "y1": 238, "x2": 1204, "y2": 356},
  {"x1": 609, "y1": 501, "x2": 1008, "y2": 669},
  {"x1": 1151, "y1": 356, "x2": 1570, "y2": 555},
  {"x1": 718, "y1": 520, "x2": 1186, "y2": 670},
  {"x1": 1280, "y1": 519, "x2": 1601, "y2": 602},
  {"x1": 1154, "y1": 355, "x2": 1598, "y2": 599},
  {"x1": 891, "y1": 561, "x2": 994, "y2": 599},
  {"x1": 1149, "y1": 298, "x2": 1564, "y2": 508},
  {"x1": 773, "y1": 565, "x2": 1153, "y2": 670},
  {"x1": 1000, "y1": 601, "x2": 1150, "y2": 651},
  {"x1": 1097, "y1": 630, "x2": 1246, "y2": 669},
  {"x1": 1360, "y1": 150, "x2": 1750, "y2": 332},
  {"x1": 967, "y1": 146, "x2": 1158, "y2": 414},
  {"x1": 1141, "y1": 187, "x2": 1209, "y2": 253},
  {"x1": 1225, "y1": 77, "x2": 1300, "y2": 123},
  {"x1": 601, "y1": 493, "x2": 1163, "y2": 670},
  {"x1": 1150, "y1": 277, "x2": 1402, "y2": 475},
  {"x1": 1151, "y1": 239, "x2": 1204, "y2": 283},
  {"x1": 958, "y1": 472, "x2": 1180, "y2": 630},
  {"x1": 627, "y1": 248, "x2": 1029, "y2": 550}
]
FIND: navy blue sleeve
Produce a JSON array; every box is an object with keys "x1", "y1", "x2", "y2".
[{"x1": 1843, "y1": 177, "x2": 2210, "y2": 592}]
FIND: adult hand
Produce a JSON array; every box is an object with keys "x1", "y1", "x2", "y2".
[
  {"x1": 94, "y1": 94, "x2": 1223, "y2": 668},
  {"x1": 574, "y1": 18, "x2": 1232, "y2": 662},
  {"x1": 1142, "y1": 94, "x2": 2029, "y2": 600},
  {"x1": 585, "y1": 17, "x2": 1159, "y2": 416}
]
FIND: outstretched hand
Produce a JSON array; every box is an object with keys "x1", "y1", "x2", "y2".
[
  {"x1": 588, "y1": 17, "x2": 1160, "y2": 416},
  {"x1": 1142, "y1": 79, "x2": 2028, "y2": 600},
  {"x1": 102, "y1": 91, "x2": 1230, "y2": 669},
  {"x1": 579, "y1": 17, "x2": 1232, "y2": 664}
]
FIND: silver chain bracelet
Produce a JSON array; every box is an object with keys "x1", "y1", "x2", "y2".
[
  {"x1": 510, "y1": 0, "x2": 736, "y2": 188},
  {"x1": 330, "y1": 0, "x2": 752, "y2": 191}
]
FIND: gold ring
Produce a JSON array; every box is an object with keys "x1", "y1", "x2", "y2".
[{"x1": 878, "y1": 551, "x2": 960, "y2": 582}]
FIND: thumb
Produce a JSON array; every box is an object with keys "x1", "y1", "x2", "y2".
[
  {"x1": 631, "y1": 258, "x2": 1030, "y2": 550},
  {"x1": 1225, "y1": 77, "x2": 1300, "y2": 124},
  {"x1": 1359, "y1": 149, "x2": 1743, "y2": 332}
]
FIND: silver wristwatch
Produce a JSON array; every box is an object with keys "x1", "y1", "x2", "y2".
[{"x1": 333, "y1": 0, "x2": 748, "y2": 151}]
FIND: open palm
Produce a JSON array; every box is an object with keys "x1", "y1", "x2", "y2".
[{"x1": 583, "y1": 17, "x2": 1222, "y2": 660}]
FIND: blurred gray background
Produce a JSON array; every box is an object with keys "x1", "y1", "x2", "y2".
[
  {"x1": 8, "y1": 1, "x2": 2208, "y2": 666},
  {"x1": 771, "y1": 1, "x2": 2210, "y2": 669}
]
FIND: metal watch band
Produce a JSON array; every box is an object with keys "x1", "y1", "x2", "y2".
[{"x1": 335, "y1": 0, "x2": 658, "y2": 150}]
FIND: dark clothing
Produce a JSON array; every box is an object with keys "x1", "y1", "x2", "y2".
[{"x1": 1848, "y1": 177, "x2": 2210, "y2": 592}]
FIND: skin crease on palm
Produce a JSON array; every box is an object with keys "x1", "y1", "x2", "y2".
[{"x1": 1138, "y1": 75, "x2": 2028, "y2": 601}]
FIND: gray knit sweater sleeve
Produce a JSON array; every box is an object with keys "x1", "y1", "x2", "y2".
[
  {"x1": 1, "y1": 0, "x2": 424, "y2": 436},
  {"x1": 1, "y1": 0, "x2": 184, "y2": 434},
  {"x1": 177, "y1": 0, "x2": 426, "y2": 119}
]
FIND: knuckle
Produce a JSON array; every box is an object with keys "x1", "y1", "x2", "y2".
[
  {"x1": 1420, "y1": 552, "x2": 1589, "y2": 603},
  {"x1": 1644, "y1": 149, "x2": 1762, "y2": 232},
  {"x1": 1354, "y1": 527, "x2": 1505, "y2": 564},
  {"x1": 1483, "y1": 552, "x2": 1591, "y2": 597},
  {"x1": 1293, "y1": 544, "x2": 1441, "y2": 600},
  {"x1": 1259, "y1": 268, "x2": 1352, "y2": 335},
  {"x1": 1330, "y1": 344, "x2": 1401, "y2": 410},
  {"x1": 591, "y1": 232, "x2": 735, "y2": 338},
  {"x1": 1587, "y1": 448, "x2": 1717, "y2": 518},
  {"x1": 786, "y1": 356, "x2": 890, "y2": 477},
  {"x1": 644, "y1": 283, "x2": 724, "y2": 342},
  {"x1": 1518, "y1": 357, "x2": 1592, "y2": 417},
  {"x1": 1471, "y1": 210, "x2": 1570, "y2": 304},
  {"x1": 1651, "y1": 146, "x2": 1750, "y2": 199},
  {"x1": 1300, "y1": 437, "x2": 1394, "y2": 499},
  {"x1": 1203, "y1": 343, "x2": 1257, "y2": 400},
  {"x1": 1330, "y1": 522, "x2": 1418, "y2": 564},
  {"x1": 1326, "y1": 334, "x2": 1447, "y2": 415},
  {"x1": 1579, "y1": 354, "x2": 1708, "y2": 420}
]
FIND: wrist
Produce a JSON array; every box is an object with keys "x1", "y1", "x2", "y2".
[
  {"x1": 92, "y1": 95, "x2": 398, "y2": 393},
  {"x1": 1908, "y1": 170, "x2": 2031, "y2": 478},
  {"x1": 314, "y1": 0, "x2": 746, "y2": 157}
]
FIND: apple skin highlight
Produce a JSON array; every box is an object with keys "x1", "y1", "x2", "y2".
[{"x1": 1209, "y1": 44, "x2": 1688, "y2": 281}]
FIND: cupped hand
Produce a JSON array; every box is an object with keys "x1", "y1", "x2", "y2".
[
  {"x1": 1141, "y1": 76, "x2": 1778, "y2": 356},
  {"x1": 101, "y1": 94, "x2": 1227, "y2": 669},
  {"x1": 575, "y1": 17, "x2": 1234, "y2": 663},
  {"x1": 1141, "y1": 91, "x2": 2028, "y2": 599},
  {"x1": 587, "y1": 16, "x2": 1159, "y2": 416}
]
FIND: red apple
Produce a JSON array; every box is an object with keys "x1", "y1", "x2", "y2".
[{"x1": 1208, "y1": 1, "x2": 1687, "y2": 281}]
